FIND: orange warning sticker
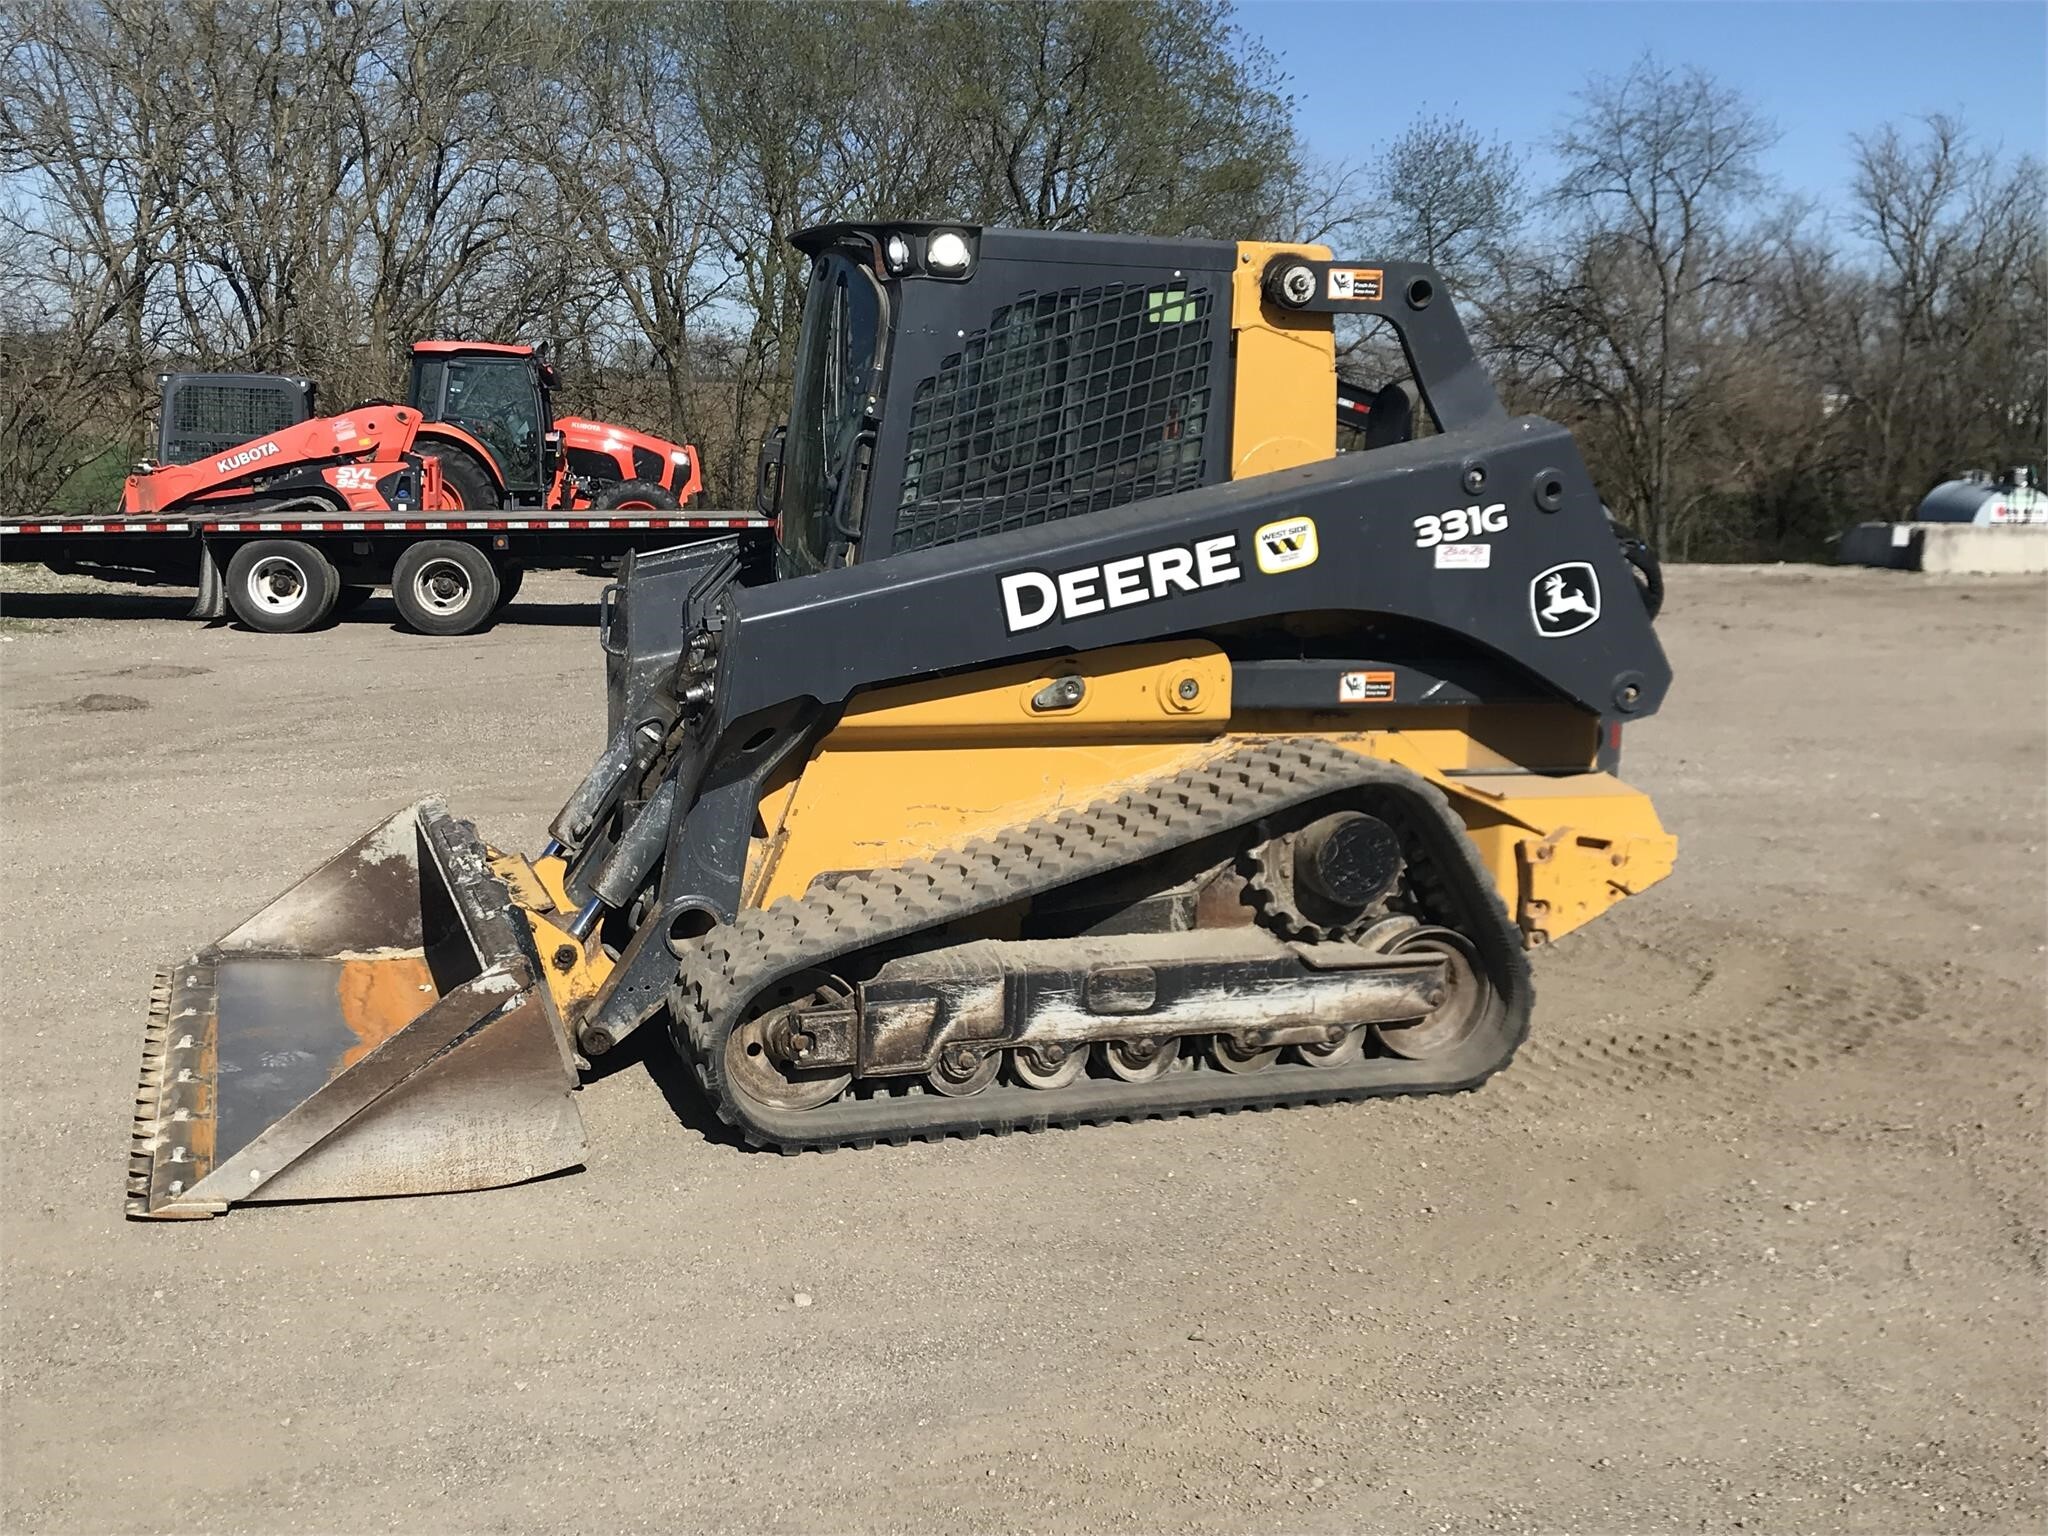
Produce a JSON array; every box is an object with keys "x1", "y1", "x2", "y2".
[
  {"x1": 1338, "y1": 670, "x2": 1396, "y2": 703},
  {"x1": 1327, "y1": 267, "x2": 1384, "y2": 302}
]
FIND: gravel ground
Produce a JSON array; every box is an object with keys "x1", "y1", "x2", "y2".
[{"x1": 1, "y1": 564, "x2": 2042, "y2": 1534}]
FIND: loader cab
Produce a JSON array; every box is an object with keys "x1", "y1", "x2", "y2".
[
  {"x1": 407, "y1": 341, "x2": 556, "y2": 504},
  {"x1": 155, "y1": 373, "x2": 316, "y2": 465},
  {"x1": 769, "y1": 223, "x2": 1238, "y2": 579}
]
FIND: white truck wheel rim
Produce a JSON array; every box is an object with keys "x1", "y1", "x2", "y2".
[
  {"x1": 412, "y1": 558, "x2": 473, "y2": 615},
  {"x1": 247, "y1": 555, "x2": 309, "y2": 615}
]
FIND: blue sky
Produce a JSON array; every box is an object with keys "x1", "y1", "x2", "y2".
[{"x1": 1240, "y1": 1, "x2": 2048, "y2": 210}]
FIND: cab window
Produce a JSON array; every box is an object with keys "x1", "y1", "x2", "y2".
[{"x1": 440, "y1": 358, "x2": 543, "y2": 492}]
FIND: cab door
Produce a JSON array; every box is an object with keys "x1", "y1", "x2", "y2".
[{"x1": 411, "y1": 356, "x2": 548, "y2": 504}]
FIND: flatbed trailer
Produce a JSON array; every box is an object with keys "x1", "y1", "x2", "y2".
[{"x1": 0, "y1": 506, "x2": 770, "y2": 636}]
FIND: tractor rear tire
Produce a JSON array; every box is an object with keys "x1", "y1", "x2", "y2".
[
  {"x1": 224, "y1": 539, "x2": 340, "y2": 634},
  {"x1": 589, "y1": 480, "x2": 680, "y2": 512},
  {"x1": 392, "y1": 540, "x2": 501, "y2": 636},
  {"x1": 424, "y1": 448, "x2": 499, "y2": 512}
]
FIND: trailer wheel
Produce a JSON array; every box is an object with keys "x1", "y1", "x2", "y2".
[
  {"x1": 333, "y1": 584, "x2": 377, "y2": 616},
  {"x1": 493, "y1": 565, "x2": 524, "y2": 613},
  {"x1": 224, "y1": 540, "x2": 340, "y2": 634},
  {"x1": 392, "y1": 540, "x2": 500, "y2": 636},
  {"x1": 589, "y1": 480, "x2": 680, "y2": 512}
]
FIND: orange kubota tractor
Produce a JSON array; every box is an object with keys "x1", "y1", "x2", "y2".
[
  {"x1": 403, "y1": 341, "x2": 702, "y2": 513},
  {"x1": 126, "y1": 340, "x2": 703, "y2": 519}
]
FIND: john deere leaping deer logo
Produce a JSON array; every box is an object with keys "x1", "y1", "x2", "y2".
[{"x1": 1530, "y1": 561, "x2": 1601, "y2": 637}]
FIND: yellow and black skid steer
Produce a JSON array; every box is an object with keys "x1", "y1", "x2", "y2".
[{"x1": 129, "y1": 224, "x2": 1676, "y2": 1217}]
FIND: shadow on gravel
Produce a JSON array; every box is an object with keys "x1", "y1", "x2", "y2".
[
  {"x1": 0, "y1": 589, "x2": 196, "y2": 620},
  {"x1": 367, "y1": 600, "x2": 602, "y2": 631},
  {"x1": 0, "y1": 589, "x2": 602, "y2": 631},
  {"x1": 581, "y1": 1019, "x2": 749, "y2": 1150}
]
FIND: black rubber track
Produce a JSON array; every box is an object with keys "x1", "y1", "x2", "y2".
[{"x1": 669, "y1": 737, "x2": 1534, "y2": 1151}]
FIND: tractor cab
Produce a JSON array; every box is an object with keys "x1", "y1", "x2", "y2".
[
  {"x1": 406, "y1": 341, "x2": 557, "y2": 504},
  {"x1": 404, "y1": 342, "x2": 701, "y2": 513}
]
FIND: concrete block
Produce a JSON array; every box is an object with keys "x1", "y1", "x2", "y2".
[{"x1": 1836, "y1": 522, "x2": 2048, "y2": 575}]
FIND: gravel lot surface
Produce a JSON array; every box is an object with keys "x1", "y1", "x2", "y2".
[{"x1": 2, "y1": 565, "x2": 2043, "y2": 1533}]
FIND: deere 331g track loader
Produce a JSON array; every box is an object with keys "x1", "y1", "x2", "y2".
[{"x1": 128, "y1": 224, "x2": 1676, "y2": 1218}]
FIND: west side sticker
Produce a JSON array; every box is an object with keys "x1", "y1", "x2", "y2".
[
  {"x1": 1435, "y1": 543, "x2": 1490, "y2": 569},
  {"x1": 1326, "y1": 267, "x2": 1384, "y2": 302},
  {"x1": 1255, "y1": 516, "x2": 1319, "y2": 574},
  {"x1": 1338, "y1": 670, "x2": 1395, "y2": 703}
]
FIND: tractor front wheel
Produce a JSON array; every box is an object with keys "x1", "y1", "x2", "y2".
[{"x1": 589, "y1": 480, "x2": 680, "y2": 513}]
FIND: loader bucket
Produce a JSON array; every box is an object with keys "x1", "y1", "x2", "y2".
[{"x1": 128, "y1": 802, "x2": 586, "y2": 1219}]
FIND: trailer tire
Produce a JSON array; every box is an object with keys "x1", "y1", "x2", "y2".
[
  {"x1": 224, "y1": 540, "x2": 340, "y2": 634},
  {"x1": 589, "y1": 480, "x2": 680, "y2": 512},
  {"x1": 392, "y1": 540, "x2": 500, "y2": 636},
  {"x1": 493, "y1": 565, "x2": 524, "y2": 613},
  {"x1": 333, "y1": 584, "x2": 377, "y2": 616}
]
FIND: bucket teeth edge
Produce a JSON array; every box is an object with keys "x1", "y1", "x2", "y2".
[{"x1": 126, "y1": 968, "x2": 174, "y2": 1209}]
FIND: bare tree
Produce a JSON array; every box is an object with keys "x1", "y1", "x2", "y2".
[
  {"x1": 936, "y1": 0, "x2": 1299, "y2": 235},
  {"x1": 0, "y1": 0, "x2": 195, "y2": 421},
  {"x1": 505, "y1": 3, "x2": 732, "y2": 446},
  {"x1": 1785, "y1": 117, "x2": 2046, "y2": 516},
  {"x1": 1369, "y1": 114, "x2": 1524, "y2": 296},
  {"x1": 1522, "y1": 57, "x2": 1777, "y2": 553}
]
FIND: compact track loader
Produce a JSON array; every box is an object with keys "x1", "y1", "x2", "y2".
[{"x1": 129, "y1": 225, "x2": 1675, "y2": 1218}]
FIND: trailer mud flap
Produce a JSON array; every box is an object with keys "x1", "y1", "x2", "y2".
[
  {"x1": 189, "y1": 539, "x2": 226, "y2": 620},
  {"x1": 128, "y1": 802, "x2": 585, "y2": 1219}
]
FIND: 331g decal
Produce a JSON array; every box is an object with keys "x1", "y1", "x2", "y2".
[{"x1": 1414, "y1": 502, "x2": 1508, "y2": 547}]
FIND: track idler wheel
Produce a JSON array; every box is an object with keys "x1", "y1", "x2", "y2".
[
  {"x1": 928, "y1": 1045, "x2": 1000, "y2": 1097},
  {"x1": 726, "y1": 971, "x2": 855, "y2": 1112},
  {"x1": 1295, "y1": 1028, "x2": 1366, "y2": 1069},
  {"x1": 1373, "y1": 927, "x2": 1493, "y2": 1060},
  {"x1": 1209, "y1": 1033, "x2": 1281, "y2": 1073}
]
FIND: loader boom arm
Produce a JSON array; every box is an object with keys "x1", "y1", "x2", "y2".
[{"x1": 124, "y1": 406, "x2": 427, "y2": 514}]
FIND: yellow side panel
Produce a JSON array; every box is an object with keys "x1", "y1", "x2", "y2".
[
  {"x1": 745, "y1": 642, "x2": 1675, "y2": 950},
  {"x1": 1431, "y1": 770, "x2": 1677, "y2": 945},
  {"x1": 1231, "y1": 240, "x2": 1336, "y2": 479},
  {"x1": 830, "y1": 641, "x2": 1230, "y2": 745},
  {"x1": 1241, "y1": 705, "x2": 1602, "y2": 774},
  {"x1": 747, "y1": 644, "x2": 1235, "y2": 904},
  {"x1": 755, "y1": 738, "x2": 1231, "y2": 905}
]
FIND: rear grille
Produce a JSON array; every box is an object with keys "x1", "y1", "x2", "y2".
[{"x1": 893, "y1": 282, "x2": 1214, "y2": 552}]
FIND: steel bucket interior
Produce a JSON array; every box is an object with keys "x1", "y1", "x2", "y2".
[{"x1": 129, "y1": 802, "x2": 585, "y2": 1219}]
